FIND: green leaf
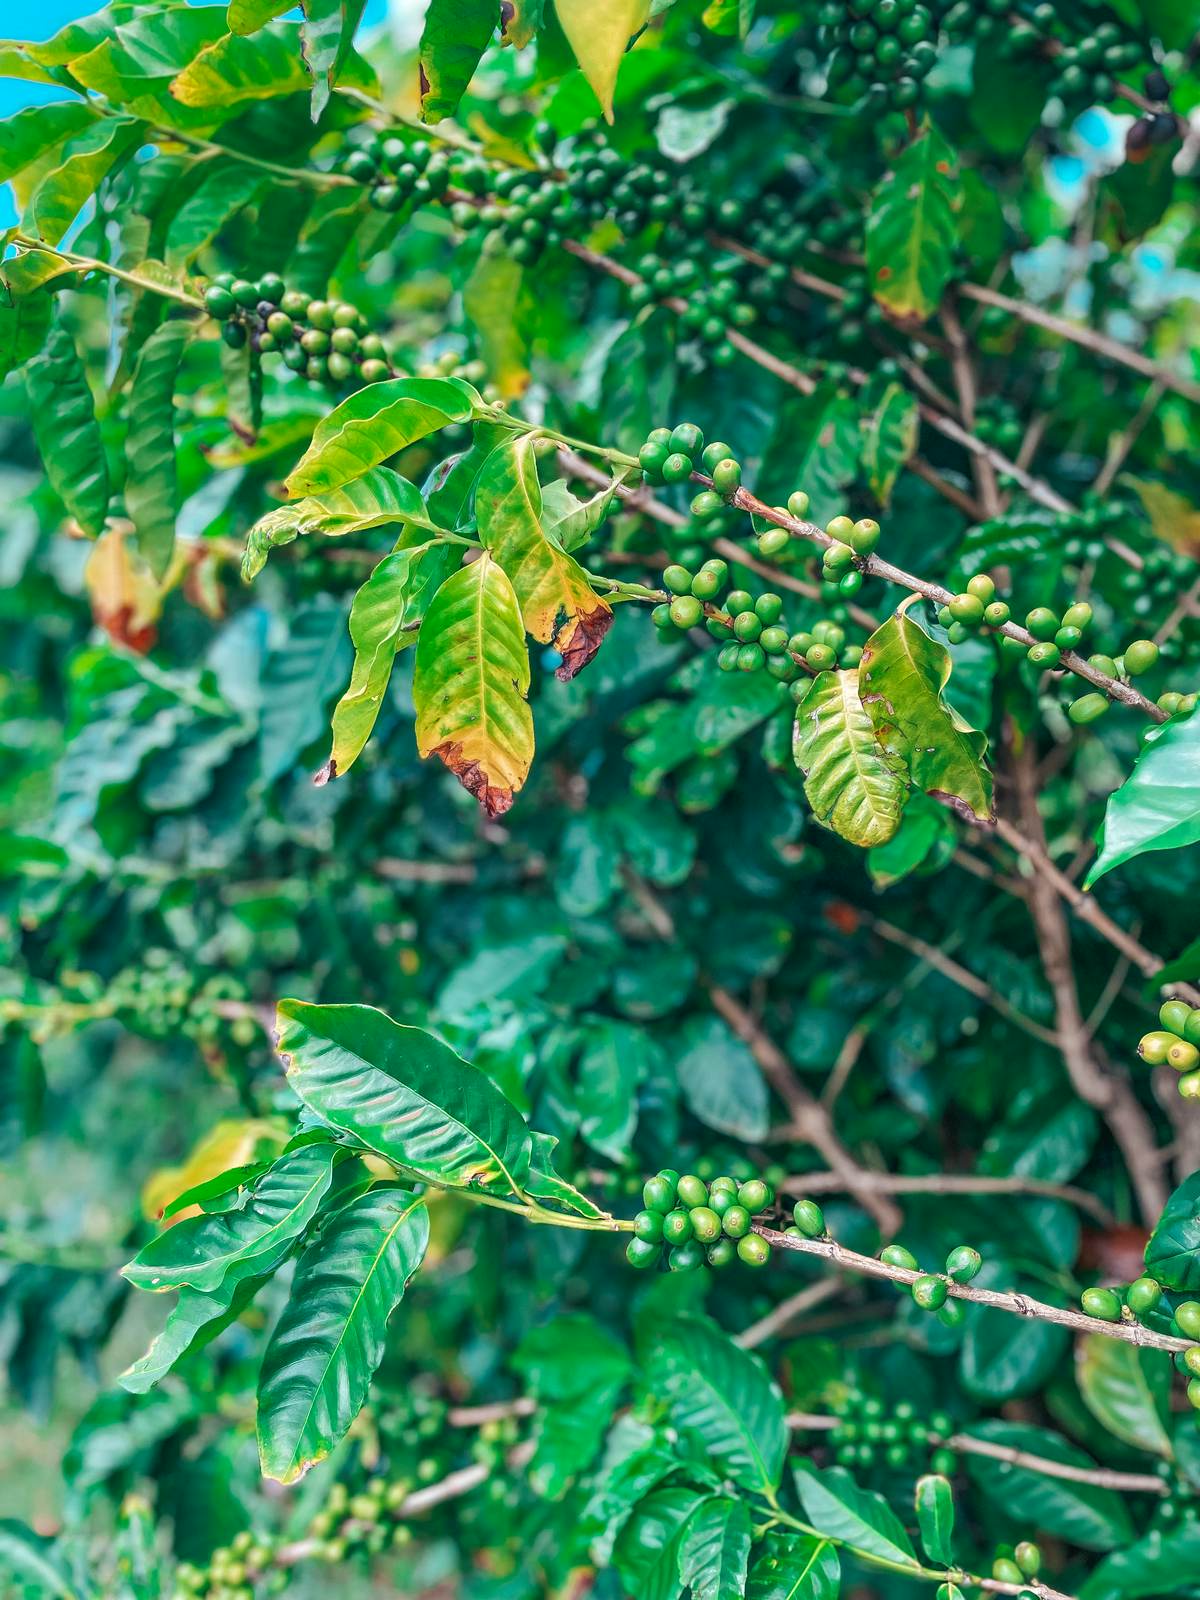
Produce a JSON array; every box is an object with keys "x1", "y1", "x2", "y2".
[
  {"x1": 642, "y1": 1315, "x2": 787, "y2": 1493},
  {"x1": 613, "y1": 1485, "x2": 696, "y2": 1600},
  {"x1": 284, "y1": 377, "x2": 478, "y2": 497},
  {"x1": 259, "y1": 599, "x2": 350, "y2": 784},
  {"x1": 300, "y1": 0, "x2": 366, "y2": 119},
  {"x1": 1079, "y1": 1523, "x2": 1200, "y2": 1600},
  {"x1": 122, "y1": 1143, "x2": 338, "y2": 1294},
  {"x1": 759, "y1": 382, "x2": 859, "y2": 529},
  {"x1": 477, "y1": 434, "x2": 612, "y2": 679},
  {"x1": 679, "y1": 1497, "x2": 751, "y2": 1600},
  {"x1": 227, "y1": 0, "x2": 294, "y2": 33},
  {"x1": 867, "y1": 790, "x2": 955, "y2": 887},
  {"x1": 25, "y1": 315, "x2": 110, "y2": 536},
  {"x1": 516, "y1": 1315, "x2": 631, "y2": 1497},
  {"x1": 865, "y1": 123, "x2": 960, "y2": 322},
  {"x1": 0, "y1": 100, "x2": 97, "y2": 185},
  {"x1": 701, "y1": 0, "x2": 755, "y2": 39},
  {"x1": 914, "y1": 1474, "x2": 954, "y2": 1564},
  {"x1": 575, "y1": 1019, "x2": 647, "y2": 1162},
  {"x1": 242, "y1": 466, "x2": 434, "y2": 579},
  {"x1": 0, "y1": 281, "x2": 52, "y2": 382},
  {"x1": 525, "y1": 1131, "x2": 605, "y2": 1219},
  {"x1": 1086, "y1": 716, "x2": 1200, "y2": 886},
  {"x1": 462, "y1": 247, "x2": 531, "y2": 400},
  {"x1": 413, "y1": 553, "x2": 535, "y2": 817},
  {"x1": 164, "y1": 161, "x2": 265, "y2": 269},
  {"x1": 26, "y1": 114, "x2": 143, "y2": 245},
  {"x1": 126, "y1": 318, "x2": 191, "y2": 579},
  {"x1": 1077, "y1": 1334, "x2": 1172, "y2": 1457},
  {"x1": 120, "y1": 1274, "x2": 268, "y2": 1394},
  {"x1": 859, "y1": 611, "x2": 993, "y2": 824},
  {"x1": 793, "y1": 668, "x2": 907, "y2": 848},
  {"x1": 792, "y1": 1461, "x2": 920, "y2": 1569},
  {"x1": 674, "y1": 1015, "x2": 769, "y2": 1143},
  {"x1": 275, "y1": 999, "x2": 533, "y2": 1195},
  {"x1": 959, "y1": 1298, "x2": 1067, "y2": 1400},
  {"x1": 862, "y1": 378, "x2": 919, "y2": 506},
  {"x1": 747, "y1": 1534, "x2": 839, "y2": 1600},
  {"x1": 418, "y1": 0, "x2": 497, "y2": 122},
  {"x1": 319, "y1": 542, "x2": 455, "y2": 782},
  {"x1": 962, "y1": 1420, "x2": 1133, "y2": 1551},
  {"x1": 0, "y1": 1522, "x2": 77, "y2": 1600},
  {"x1": 171, "y1": 21, "x2": 375, "y2": 107},
  {"x1": 1145, "y1": 1169, "x2": 1200, "y2": 1290},
  {"x1": 540, "y1": 473, "x2": 618, "y2": 553},
  {"x1": 553, "y1": 0, "x2": 650, "y2": 121},
  {"x1": 257, "y1": 1187, "x2": 429, "y2": 1482}
]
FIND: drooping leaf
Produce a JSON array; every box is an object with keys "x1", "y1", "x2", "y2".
[
  {"x1": 642, "y1": 1315, "x2": 787, "y2": 1492},
  {"x1": 866, "y1": 123, "x2": 961, "y2": 322},
  {"x1": 417, "y1": 0, "x2": 497, "y2": 123},
  {"x1": 275, "y1": 999, "x2": 534, "y2": 1195},
  {"x1": 0, "y1": 100, "x2": 97, "y2": 185},
  {"x1": 257, "y1": 1187, "x2": 429, "y2": 1482},
  {"x1": 862, "y1": 378, "x2": 919, "y2": 506},
  {"x1": 554, "y1": 0, "x2": 650, "y2": 121},
  {"x1": 792, "y1": 1461, "x2": 920, "y2": 1569},
  {"x1": 126, "y1": 318, "x2": 192, "y2": 578},
  {"x1": 84, "y1": 527, "x2": 162, "y2": 652},
  {"x1": 412, "y1": 553, "x2": 535, "y2": 817},
  {"x1": 1086, "y1": 715, "x2": 1200, "y2": 887},
  {"x1": 319, "y1": 541, "x2": 455, "y2": 782},
  {"x1": 962, "y1": 1421, "x2": 1133, "y2": 1551},
  {"x1": 284, "y1": 377, "x2": 478, "y2": 496},
  {"x1": 1076, "y1": 1335, "x2": 1172, "y2": 1458},
  {"x1": 120, "y1": 1274, "x2": 268, "y2": 1394},
  {"x1": 678, "y1": 1496, "x2": 752, "y2": 1600},
  {"x1": 26, "y1": 115, "x2": 144, "y2": 245},
  {"x1": 122, "y1": 1143, "x2": 339, "y2": 1294},
  {"x1": 0, "y1": 280, "x2": 52, "y2": 381},
  {"x1": 914, "y1": 1474, "x2": 954, "y2": 1564},
  {"x1": 476, "y1": 434, "x2": 612, "y2": 679},
  {"x1": 26, "y1": 316, "x2": 110, "y2": 536},
  {"x1": 859, "y1": 610, "x2": 993, "y2": 823},
  {"x1": 1145, "y1": 1170, "x2": 1200, "y2": 1290},
  {"x1": 300, "y1": 0, "x2": 366, "y2": 119},
  {"x1": 793, "y1": 668, "x2": 907, "y2": 848}
]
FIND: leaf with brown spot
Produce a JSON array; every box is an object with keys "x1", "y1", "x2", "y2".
[
  {"x1": 85, "y1": 528, "x2": 163, "y2": 654},
  {"x1": 413, "y1": 553, "x2": 534, "y2": 816},
  {"x1": 476, "y1": 433, "x2": 612, "y2": 678},
  {"x1": 865, "y1": 122, "x2": 960, "y2": 322},
  {"x1": 417, "y1": 0, "x2": 497, "y2": 123}
]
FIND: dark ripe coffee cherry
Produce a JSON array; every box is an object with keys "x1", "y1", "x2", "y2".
[
  {"x1": 706, "y1": 1237, "x2": 736, "y2": 1268},
  {"x1": 721, "y1": 1205, "x2": 751, "y2": 1238},
  {"x1": 1124, "y1": 638, "x2": 1159, "y2": 675},
  {"x1": 669, "y1": 422, "x2": 704, "y2": 458},
  {"x1": 669, "y1": 1240, "x2": 705, "y2": 1271},
  {"x1": 738, "y1": 1178, "x2": 772, "y2": 1212},
  {"x1": 662, "y1": 1208, "x2": 693, "y2": 1245},
  {"x1": 643, "y1": 1174, "x2": 676, "y2": 1212},
  {"x1": 662, "y1": 452, "x2": 693, "y2": 484},
  {"x1": 1126, "y1": 1276, "x2": 1161, "y2": 1316},
  {"x1": 793, "y1": 1199, "x2": 825, "y2": 1238},
  {"x1": 737, "y1": 1233, "x2": 771, "y2": 1267},
  {"x1": 633, "y1": 1209, "x2": 664, "y2": 1242},
  {"x1": 626, "y1": 1237, "x2": 659, "y2": 1269},
  {"x1": 945, "y1": 1245, "x2": 982, "y2": 1282},
  {"x1": 1081, "y1": 1286, "x2": 1123, "y2": 1322},
  {"x1": 204, "y1": 285, "x2": 236, "y2": 320},
  {"x1": 676, "y1": 1173, "x2": 708, "y2": 1208},
  {"x1": 689, "y1": 1206, "x2": 722, "y2": 1243},
  {"x1": 1145, "y1": 68, "x2": 1171, "y2": 101},
  {"x1": 1176, "y1": 1301, "x2": 1200, "y2": 1338},
  {"x1": 230, "y1": 278, "x2": 259, "y2": 309},
  {"x1": 880, "y1": 1243, "x2": 918, "y2": 1271},
  {"x1": 911, "y1": 1275, "x2": 947, "y2": 1310}
]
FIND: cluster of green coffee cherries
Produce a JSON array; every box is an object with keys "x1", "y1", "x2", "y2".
[
  {"x1": 1150, "y1": 1459, "x2": 1200, "y2": 1530},
  {"x1": 819, "y1": 0, "x2": 940, "y2": 112},
  {"x1": 827, "y1": 1392, "x2": 958, "y2": 1477},
  {"x1": 336, "y1": 131, "x2": 453, "y2": 212},
  {"x1": 202, "y1": 272, "x2": 391, "y2": 388},
  {"x1": 1081, "y1": 1274, "x2": 1200, "y2": 1402},
  {"x1": 629, "y1": 250, "x2": 758, "y2": 368},
  {"x1": 979, "y1": 1543, "x2": 1044, "y2": 1600},
  {"x1": 626, "y1": 1171, "x2": 784, "y2": 1270},
  {"x1": 818, "y1": 512, "x2": 882, "y2": 597},
  {"x1": 879, "y1": 1241, "x2": 981, "y2": 1324},
  {"x1": 1139, "y1": 1000, "x2": 1200, "y2": 1100},
  {"x1": 110, "y1": 955, "x2": 257, "y2": 1052}
]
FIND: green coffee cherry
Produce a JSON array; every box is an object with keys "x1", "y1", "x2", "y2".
[
  {"x1": 1027, "y1": 641, "x2": 1061, "y2": 667},
  {"x1": 787, "y1": 490, "x2": 810, "y2": 518},
  {"x1": 669, "y1": 422, "x2": 704, "y2": 458},
  {"x1": 1015, "y1": 1541, "x2": 1041, "y2": 1578},
  {"x1": 689, "y1": 1206, "x2": 722, "y2": 1243},
  {"x1": 1161, "y1": 1000, "x2": 1192, "y2": 1035},
  {"x1": 1081, "y1": 1286, "x2": 1123, "y2": 1322},
  {"x1": 738, "y1": 1178, "x2": 773, "y2": 1212},
  {"x1": 1069, "y1": 693, "x2": 1110, "y2": 724},
  {"x1": 662, "y1": 1208, "x2": 693, "y2": 1245},
  {"x1": 945, "y1": 1245, "x2": 982, "y2": 1282},
  {"x1": 633, "y1": 1209, "x2": 664, "y2": 1242},
  {"x1": 1175, "y1": 1302, "x2": 1200, "y2": 1338},
  {"x1": 848, "y1": 518, "x2": 880, "y2": 554},
  {"x1": 1169, "y1": 1040, "x2": 1200, "y2": 1072},
  {"x1": 880, "y1": 1243, "x2": 918, "y2": 1271},
  {"x1": 1025, "y1": 607, "x2": 1059, "y2": 640},
  {"x1": 792, "y1": 1199, "x2": 825, "y2": 1238},
  {"x1": 911, "y1": 1275, "x2": 948, "y2": 1311},
  {"x1": 1124, "y1": 638, "x2": 1159, "y2": 675},
  {"x1": 737, "y1": 1233, "x2": 771, "y2": 1267},
  {"x1": 993, "y1": 1559, "x2": 1024, "y2": 1586},
  {"x1": 1126, "y1": 1276, "x2": 1161, "y2": 1316},
  {"x1": 1140, "y1": 1030, "x2": 1179, "y2": 1065},
  {"x1": 721, "y1": 1205, "x2": 751, "y2": 1238},
  {"x1": 643, "y1": 1173, "x2": 676, "y2": 1212}
]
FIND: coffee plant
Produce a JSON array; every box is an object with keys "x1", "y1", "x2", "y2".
[{"x1": 4, "y1": 1, "x2": 1200, "y2": 1598}]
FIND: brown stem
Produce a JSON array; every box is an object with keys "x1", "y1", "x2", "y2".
[
  {"x1": 736, "y1": 1277, "x2": 844, "y2": 1349},
  {"x1": 941, "y1": 294, "x2": 1003, "y2": 519},
  {"x1": 781, "y1": 1170, "x2": 1117, "y2": 1227}
]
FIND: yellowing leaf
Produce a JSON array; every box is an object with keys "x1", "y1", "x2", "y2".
[
  {"x1": 1123, "y1": 476, "x2": 1200, "y2": 559},
  {"x1": 413, "y1": 554, "x2": 534, "y2": 816},
  {"x1": 141, "y1": 1119, "x2": 285, "y2": 1221},
  {"x1": 84, "y1": 528, "x2": 163, "y2": 652},
  {"x1": 554, "y1": 0, "x2": 650, "y2": 122},
  {"x1": 793, "y1": 668, "x2": 907, "y2": 848}
]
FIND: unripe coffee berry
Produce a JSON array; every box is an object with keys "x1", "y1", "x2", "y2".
[
  {"x1": 911, "y1": 1275, "x2": 948, "y2": 1310},
  {"x1": 1176, "y1": 1302, "x2": 1200, "y2": 1338},
  {"x1": 1015, "y1": 1541, "x2": 1041, "y2": 1578},
  {"x1": 712, "y1": 459, "x2": 741, "y2": 494},
  {"x1": 738, "y1": 1178, "x2": 772, "y2": 1211},
  {"x1": 676, "y1": 1174, "x2": 707, "y2": 1208},
  {"x1": 1124, "y1": 638, "x2": 1159, "y2": 675},
  {"x1": 1126, "y1": 1276, "x2": 1161, "y2": 1315},
  {"x1": 787, "y1": 490, "x2": 810, "y2": 518},
  {"x1": 945, "y1": 1245, "x2": 982, "y2": 1282},
  {"x1": 721, "y1": 1205, "x2": 751, "y2": 1238},
  {"x1": 1081, "y1": 1286, "x2": 1123, "y2": 1321},
  {"x1": 793, "y1": 1199, "x2": 825, "y2": 1238},
  {"x1": 669, "y1": 596, "x2": 702, "y2": 629},
  {"x1": 880, "y1": 1243, "x2": 918, "y2": 1271},
  {"x1": 626, "y1": 1237, "x2": 658, "y2": 1268},
  {"x1": 737, "y1": 1233, "x2": 771, "y2": 1267}
]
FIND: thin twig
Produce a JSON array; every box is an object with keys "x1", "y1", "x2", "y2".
[
  {"x1": 779, "y1": 1170, "x2": 1117, "y2": 1227},
  {"x1": 736, "y1": 1277, "x2": 844, "y2": 1349}
]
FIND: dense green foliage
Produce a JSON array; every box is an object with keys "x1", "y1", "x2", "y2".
[{"x1": 4, "y1": 2, "x2": 1200, "y2": 1598}]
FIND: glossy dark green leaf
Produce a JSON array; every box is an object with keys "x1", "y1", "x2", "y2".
[
  {"x1": 613, "y1": 1484, "x2": 696, "y2": 1600},
  {"x1": 678, "y1": 1496, "x2": 751, "y2": 1600},
  {"x1": 959, "y1": 1297, "x2": 1067, "y2": 1400},
  {"x1": 866, "y1": 790, "x2": 955, "y2": 887},
  {"x1": 914, "y1": 1474, "x2": 954, "y2": 1563},
  {"x1": 1077, "y1": 1334, "x2": 1172, "y2": 1457},
  {"x1": 862, "y1": 378, "x2": 918, "y2": 506},
  {"x1": 1086, "y1": 716, "x2": 1200, "y2": 886},
  {"x1": 1145, "y1": 1170, "x2": 1200, "y2": 1290},
  {"x1": 120, "y1": 1274, "x2": 268, "y2": 1394},
  {"x1": 276, "y1": 999, "x2": 533, "y2": 1195},
  {"x1": 164, "y1": 162, "x2": 265, "y2": 269},
  {"x1": 122, "y1": 1143, "x2": 338, "y2": 1294},
  {"x1": 962, "y1": 1420, "x2": 1133, "y2": 1550},
  {"x1": 1079, "y1": 1523, "x2": 1200, "y2": 1600},
  {"x1": 859, "y1": 611, "x2": 993, "y2": 824},
  {"x1": 575, "y1": 1019, "x2": 648, "y2": 1162},
  {"x1": 125, "y1": 318, "x2": 191, "y2": 578},
  {"x1": 0, "y1": 282, "x2": 52, "y2": 382},
  {"x1": 746, "y1": 1533, "x2": 839, "y2": 1600},
  {"x1": 525, "y1": 1131, "x2": 605, "y2": 1219},
  {"x1": 257, "y1": 1187, "x2": 429, "y2": 1482},
  {"x1": 792, "y1": 1461, "x2": 919, "y2": 1569},
  {"x1": 285, "y1": 377, "x2": 479, "y2": 496},
  {"x1": 642, "y1": 1315, "x2": 787, "y2": 1492},
  {"x1": 25, "y1": 316, "x2": 110, "y2": 536}
]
